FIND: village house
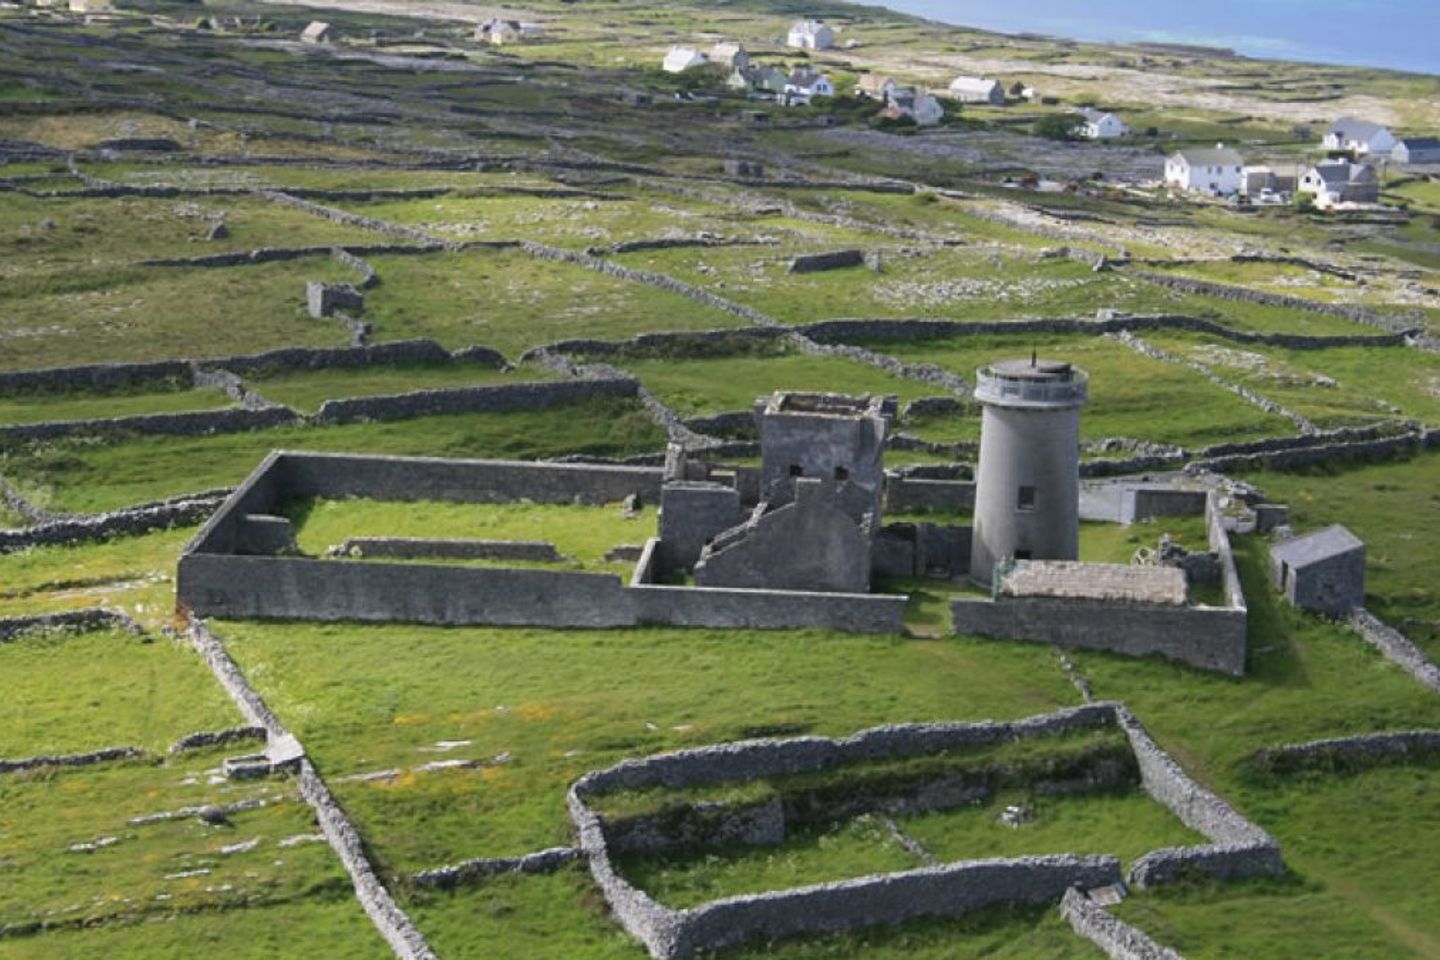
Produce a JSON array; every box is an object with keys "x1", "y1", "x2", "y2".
[
  {"x1": 1323, "y1": 117, "x2": 1396, "y2": 156},
  {"x1": 882, "y1": 86, "x2": 944, "y2": 126},
  {"x1": 662, "y1": 45, "x2": 707, "y2": 74},
  {"x1": 708, "y1": 41, "x2": 748, "y2": 71},
  {"x1": 67, "y1": 0, "x2": 113, "y2": 12},
  {"x1": 1239, "y1": 165, "x2": 1297, "y2": 201},
  {"x1": 1164, "y1": 144, "x2": 1244, "y2": 197},
  {"x1": 475, "y1": 18, "x2": 521, "y2": 45},
  {"x1": 727, "y1": 65, "x2": 787, "y2": 97},
  {"x1": 1078, "y1": 108, "x2": 1130, "y2": 139},
  {"x1": 783, "y1": 68, "x2": 834, "y2": 105},
  {"x1": 1392, "y1": 136, "x2": 1440, "y2": 165},
  {"x1": 948, "y1": 76, "x2": 1004, "y2": 105},
  {"x1": 787, "y1": 19, "x2": 834, "y2": 50},
  {"x1": 299, "y1": 21, "x2": 331, "y2": 44},
  {"x1": 1298, "y1": 159, "x2": 1380, "y2": 209},
  {"x1": 855, "y1": 74, "x2": 897, "y2": 100}
]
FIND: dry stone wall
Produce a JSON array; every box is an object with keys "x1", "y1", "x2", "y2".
[
  {"x1": 1060, "y1": 887, "x2": 1186, "y2": 960},
  {"x1": 1251, "y1": 730, "x2": 1440, "y2": 773},
  {"x1": 0, "y1": 745, "x2": 144, "y2": 777},
  {"x1": 312, "y1": 377, "x2": 638, "y2": 425},
  {"x1": 1350, "y1": 608, "x2": 1440, "y2": 694},
  {"x1": 411, "y1": 847, "x2": 582, "y2": 890},
  {"x1": 0, "y1": 490, "x2": 227, "y2": 555},
  {"x1": 0, "y1": 608, "x2": 142, "y2": 640}
]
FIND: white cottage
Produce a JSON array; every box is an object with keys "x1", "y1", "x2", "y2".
[
  {"x1": 299, "y1": 21, "x2": 332, "y2": 44},
  {"x1": 709, "y1": 42, "x2": 748, "y2": 71},
  {"x1": 948, "y1": 76, "x2": 1004, "y2": 105},
  {"x1": 1165, "y1": 144, "x2": 1245, "y2": 197},
  {"x1": 883, "y1": 87, "x2": 944, "y2": 126},
  {"x1": 662, "y1": 45, "x2": 708, "y2": 74},
  {"x1": 783, "y1": 69, "x2": 834, "y2": 105},
  {"x1": 787, "y1": 20, "x2": 834, "y2": 51},
  {"x1": 1298, "y1": 160, "x2": 1379, "y2": 209},
  {"x1": 476, "y1": 18, "x2": 521, "y2": 45},
  {"x1": 1078, "y1": 108, "x2": 1130, "y2": 139},
  {"x1": 1392, "y1": 137, "x2": 1440, "y2": 165},
  {"x1": 1322, "y1": 117, "x2": 1396, "y2": 156},
  {"x1": 855, "y1": 74, "x2": 897, "y2": 100}
]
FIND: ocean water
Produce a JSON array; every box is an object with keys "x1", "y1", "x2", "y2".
[{"x1": 879, "y1": 0, "x2": 1440, "y2": 75}]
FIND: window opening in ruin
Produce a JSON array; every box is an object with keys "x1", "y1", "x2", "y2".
[
  {"x1": 1014, "y1": 549, "x2": 1033, "y2": 561},
  {"x1": 834, "y1": 466, "x2": 849, "y2": 481},
  {"x1": 1017, "y1": 485, "x2": 1036, "y2": 511},
  {"x1": 789, "y1": 464, "x2": 804, "y2": 477}
]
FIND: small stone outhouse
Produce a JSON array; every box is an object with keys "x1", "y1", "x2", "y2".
[{"x1": 1269, "y1": 524, "x2": 1365, "y2": 616}]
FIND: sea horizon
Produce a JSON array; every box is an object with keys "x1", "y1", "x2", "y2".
[{"x1": 874, "y1": 0, "x2": 1440, "y2": 76}]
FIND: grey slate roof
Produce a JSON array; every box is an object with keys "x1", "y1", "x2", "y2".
[
  {"x1": 1270, "y1": 524, "x2": 1363, "y2": 569},
  {"x1": 1397, "y1": 136, "x2": 1440, "y2": 150},
  {"x1": 1174, "y1": 146, "x2": 1244, "y2": 166},
  {"x1": 1329, "y1": 116, "x2": 1387, "y2": 141}
]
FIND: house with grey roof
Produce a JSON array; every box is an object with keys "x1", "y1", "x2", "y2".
[
  {"x1": 787, "y1": 19, "x2": 834, "y2": 50},
  {"x1": 948, "y1": 75, "x2": 1004, "y2": 105},
  {"x1": 1269, "y1": 525, "x2": 1365, "y2": 616},
  {"x1": 1164, "y1": 144, "x2": 1244, "y2": 196},
  {"x1": 1322, "y1": 117, "x2": 1396, "y2": 156},
  {"x1": 1298, "y1": 159, "x2": 1379, "y2": 209},
  {"x1": 1392, "y1": 137, "x2": 1440, "y2": 165},
  {"x1": 1078, "y1": 108, "x2": 1130, "y2": 139}
]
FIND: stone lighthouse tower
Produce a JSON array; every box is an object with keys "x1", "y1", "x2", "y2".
[{"x1": 969, "y1": 356, "x2": 1088, "y2": 585}]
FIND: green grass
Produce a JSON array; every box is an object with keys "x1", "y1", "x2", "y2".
[
  {"x1": 0, "y1": 526, "x2": 192, "y2": 622},
  {"x1": 1241, "y1": 451, "x2": 1440, "y2": 657},
  {"x1": 0, "y1": 898, "x2": 389, "y2": 960},
  {"x1": 0, "y1": 384, "x2": 233, "y2": 426},
  {"x1": 1079, "y1": 515, "x2": 1211, "y2": 566},
  {"x1": 246, "y1": 363, "x2": 553, "y2": 414},
  {"x1": 1065, "y1": 538, "x2": 1440, "y2": 957},
  {"x1": 215, "y1": 620, "x2": 1079, "y2": 872},
  {"x1": 352, "y1": 248, "x2": 749, "y2": 359},
  {"x1": 610, "y1": 350, "x2": 942, "y2": 416},
  {"x1": 867, "y1": 334, "x2": 1295, "y2": 449},
  {"x1": 0, "y1": 626, "x2": 236, "y2": 756},
  {"x1": 0, "y1": 397, "x2": 666, "y2": 513},
  {"x1": 283, "y1": 497, "x2": 655, "y2": 574},
  {"x1": 0, "y1": 752, "x2": 357, "y2": 943}
]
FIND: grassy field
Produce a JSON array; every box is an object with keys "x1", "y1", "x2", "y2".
[
  {"x1": 0, "y1": 384, "x2": 233, "y2": 426},
  {"x1": 216, "y1": 619, "x2": 1079, "y2": 872},
  {"x1": 0, "y1": 397, "x2": 665, "y2": 513},
  {"x1": 861, "y1": 333, "x2": 1296, "y2": 449},
  {"x1": 246, "y1": 362, "x2": 554, "y2": 414},
  {"x1": 0, "y1": 526, "x2": 192, "y2": 622},
  {"x1": 0, "y1": 626, "x2": 236, "y2": 756},
  {"x1": 1241, "y1": 451, "x2": 1440, "y2": 657}
]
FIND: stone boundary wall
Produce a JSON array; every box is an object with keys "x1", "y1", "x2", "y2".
[
  {"x1": 1208, "y1": 494, "x2": 1246, "y2": 612},
  {"x1": 592, "y1": 236, "x2": 778, "y2": 256},
  {"x1": 332, "y1": 538, "x2": 562, "y2": 562},
  {"x1": 0, "y1": 745, "x2": 144, "y2": 777},
  {"x1": 1115, "y1": 705, "x2": 1283, "y2": 887},
  {"x1": 1198, "y1": 423, "x2": 1404, "y2": 459},
  {"x1": 0, "y1": 405, "x2": 301, "y2": 444},
  {"x1": 952, "y1": 595, "x2": 1248, "y2": 675},
  {"x1": 568, "y1": 701, "x2": 1269, "y2": 958},
  {"x1": 186, "y1": 619, "x2": 439, "y2": 960},
  {"x1": 0, "y1": 490, "x2": 227, "y2": 555},
  {"x1": 1251, "y1": 730, "x2": 1440, "y2": 773},
  {"x1": 1126, "y1": 269, "x2": 1421, "y2": 335},
  {"x1": 519, "y1": 240, "x2": 780, "y2": 328},
  {"x1": 178, "y1": 452, "x2": 904, "y2": 634},
  {"x1": 0, "y1": 607, "x2": 142, "y2": 640},
  {"x1": 1112, "y1": 331, "x2": 1315, "y2": 434},
  {"x1": 169, "y1": 726, "x2": 267, "y2": 753},
  {"x1": 526, "y1": 351, "x2": 719, "y2": 449},
  {"x1": 312, "y1": 377, "x2": 638, "y2": 425},
  {"x1": 1192, "y1": 428, "x2": 1437, "y2": 473},
  {"x1": 259, "y1": 190, "x2": 456, "y2": 248},
  {"x1": 0, "y1": 339, "x2": 502, "y2": 395},
  {"x1": 1060, "y1": 887, "x2": 1186, "y2": 960},
  {"x1": 795, "y1": 316, "x2": 1408, "y2": 351},
  {"x1": 411, "y1": 847, "x2": 582, "y2": 889},
  {"x1": 884, "y1": 476, "x2": 975, "y2": 514},
  {"x1": 139, "y1": 244, "x2": 430, "y2": 270},
  {"x1": 1350, "y1": 608, "x2": 1440, "y2": 694}
]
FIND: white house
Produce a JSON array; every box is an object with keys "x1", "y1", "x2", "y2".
[
  {"x1": 662, "y1": 45, "x2": 708, "y2": 74},
  {"x1": 783, "y1": 69, "x2": 834, "y2": 105},
  {"x1": 883, "y1": 86, "x2": 944, "y2": 126},
  {"x1": 948, "y1": 76, "x2": 1004, "y2": 105},
  {"x1": 1239, "y1": 165, "x2": 1296, "y2": 201},
  {"x1": 68, "y1": 0, "x2": 112, "y2": 12},
  {"x1": 1298, "y1": 160, "x2": 1380, "y2": 209},
  {"x1": 299, "y1": 21, "x2": 331, "y2": 44},
  {"x1": 1078, "y1": 108, "x2": 1130, "y2": 139},
  {"x1": 855, "y1": 74, "x2": 897, "y2": 100},
  {"x1": 476, "y1": 18, "x2": 521, "y2": 45},
  {"x1": 1392, "y1": 137, "x2": 1440, "y2": 165},
  {"x1": 1322, "y1": 117, "x2": 1396, "y2": 156},
  {"x1": 787, "y1": 20, "x2": 834, "y2": 51},
  {"x1": 1165, "y1": 144, "x2": 1245, "y2": 196},
  {"x1": 709, "y1": 42, "x2": 748, "y2": 71}
]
